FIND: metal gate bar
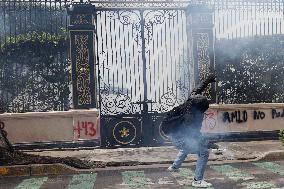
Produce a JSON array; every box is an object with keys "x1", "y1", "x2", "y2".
[
  {"x1": 94, "y1": 3, "x2": 215, "y2": 147},
  {"x1": 95, "y1": 8, "x2": 191, "y2": 116}
]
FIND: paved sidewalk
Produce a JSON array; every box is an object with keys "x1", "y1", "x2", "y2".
[
  {"x1": 26, "y1": 140, "x2": 284, "y2": 166},
  {"x1": 1, "y1": 140, "x2": 283, "y2": 177}
]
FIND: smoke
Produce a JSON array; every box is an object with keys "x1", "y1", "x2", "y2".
[
  {"x1": 170, "y1": 105, "x2": 208, "y2": 151},
  {"x1": 216, "y1": 36, "x2": 284, "y2": 104}
]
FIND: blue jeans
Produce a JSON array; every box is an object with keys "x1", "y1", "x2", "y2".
[{"x1": 172, "y1": 137, "x2": 209, "y2": 181}]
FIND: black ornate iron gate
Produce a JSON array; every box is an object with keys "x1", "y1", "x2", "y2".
[
  {"x1": 67, "y1": 2, "x2": 214, "y2": 148},
  {"x1": 94, "y1": 4, "x2": 215, "y2": 148},
  {"x1": 96, "y1": 8, "x2": 190, "y2": 147}
]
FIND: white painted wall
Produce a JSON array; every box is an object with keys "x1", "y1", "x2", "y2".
[
  {"x1": 0, "y1": 104, "x2": 283, "y2": 145},
  {"x1": 0, "y1": 109, "x2": 100, "y2": 144},
  {"x1": 202, "y1": 103, "x2": 284, "y2": 133}
]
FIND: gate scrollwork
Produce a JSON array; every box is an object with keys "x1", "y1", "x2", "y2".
[{"x1": 100, "y1": 83, "x2": 141, "y2": 115}]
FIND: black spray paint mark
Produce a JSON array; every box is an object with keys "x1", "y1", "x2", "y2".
[
  {"x1": 253, "y1": 111, "x2": 265, "y2": 120},
  {"x1": 272, "y1": 109, "x2": 284, "y2": 119},
  {"x1": 223, "y1": 110, "x2": 248, "y2": 123}
]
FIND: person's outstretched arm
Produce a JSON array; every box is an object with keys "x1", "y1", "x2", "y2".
[{"x1": 190, "y1": 74, "x2": 216, "y2": 96}]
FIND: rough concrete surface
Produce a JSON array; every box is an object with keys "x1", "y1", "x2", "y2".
[
  {"x1": 0, "y1": 140, "x2": 283, "y2": 177},
  {"x1": 26, "y1": 140, "x2": 284, "y2": 164}
]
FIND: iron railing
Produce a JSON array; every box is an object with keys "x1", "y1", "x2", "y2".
[
  {"x1": 0, "y1": 0, "x2": 70, "y2": 113},
  {"x1": 1, "y1": 0, "x2": 284, "y2": 113}
]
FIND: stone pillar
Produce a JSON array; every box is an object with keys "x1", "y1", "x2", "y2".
[
  {"x1": 186, "y1": 4, "x2": 216, "y2": 102},
  {"x1": 68, "y1": 4, "x2": 97, "y2": 109}
]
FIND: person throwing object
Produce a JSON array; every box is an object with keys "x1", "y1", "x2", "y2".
[{"x1": 161, "y1": 74, "x2": 217, "y2": 188}]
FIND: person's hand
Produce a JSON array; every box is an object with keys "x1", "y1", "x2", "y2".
[
  {"x1": 205, "y1": 74, "x2": 216, "y2": 84},
  {"x1": 208, "y1": 142, "x2": 219, "y2": 149}
]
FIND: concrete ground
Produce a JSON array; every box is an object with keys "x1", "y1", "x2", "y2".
[
  {"x1": 0, "y1": 140, "x2": 283, "y2": 178},
  {"x1": 26, "y1": 140, "x2": 284, "y2": 166},
  {"x1": 1, "y1": 159, "x2": 284, "y2": 189}
]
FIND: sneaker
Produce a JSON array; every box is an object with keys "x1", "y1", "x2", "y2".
[
  {"x1": 167, "y1": 166, "x2": 179, "y2": 172},
  {"x1": 191, "y1": 180, "x2": 212, "y2": 188}
]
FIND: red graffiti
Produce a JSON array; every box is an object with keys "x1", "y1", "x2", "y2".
[
  {"x1": 0, "y1": 121, "x2": 4, "y2": 130},
  {"x1": 74, "y1": 121, "x2": 97, "y2": 138},
  {"x1": 204, "y1": 112, "x2": 216, "y2": 129}
]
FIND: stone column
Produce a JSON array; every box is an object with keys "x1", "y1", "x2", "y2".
[
  {"x1": 186, "y1": 4, "x2": 216, "y2": 102},
  {"x1": 68, "y1": 4, "x2": 97, "y2": 109}
]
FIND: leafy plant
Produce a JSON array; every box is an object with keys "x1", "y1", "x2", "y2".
[
  {"x1": 0, "y1": 31, "x2": 67, "y2": 58},
  {"x1": 216, "y1": 35, "x2": 284, "y2": 104},
  {"x1": 280, "y1": 129, "x2": 284, "y2": 146},
  {"x1": 0, "y1": 31, "x2": 70, "y2": 113}
]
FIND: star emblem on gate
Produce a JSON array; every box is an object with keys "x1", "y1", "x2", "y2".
[
  {"x1": 119, "y1": 127, "x2": 129, "y2": 138},
  {"x1": 112, "y1": 121, "x2": 137, "y2": 145}
]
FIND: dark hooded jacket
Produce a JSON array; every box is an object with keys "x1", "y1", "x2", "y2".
[
  {"x1": 161, "y1": 74, "x2": 216, "y2": 148},
  {"x1": 171, "y1": 94, "x2": 209, "y2": 140}
]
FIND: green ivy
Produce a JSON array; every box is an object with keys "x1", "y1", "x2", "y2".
[
  {"x1": 0, "y1": 31, "x2": 70, "y2": 112},
  {"x1": 280, "y1": 130, "x2": 284, "y2": 146},
  {"x1": 0, "y1": 31, "x2": 67, "y2": 59}
]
